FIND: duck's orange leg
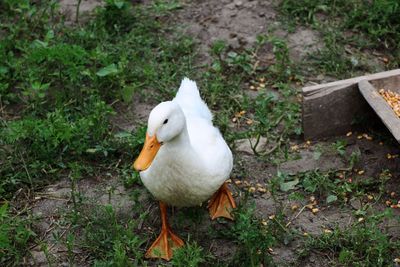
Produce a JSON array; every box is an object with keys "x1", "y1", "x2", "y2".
[
  {"x1": 208, "y1": 182, "x2": 237, "y2": 220},
  {"x1": 145, "y1": 202, "x2": 184, "y2": 261}
]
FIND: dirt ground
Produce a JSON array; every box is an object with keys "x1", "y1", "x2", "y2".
[{"x1": 24, "y1": 0, "x2": 400, "y2": 266}]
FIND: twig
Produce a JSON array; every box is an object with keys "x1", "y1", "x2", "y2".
[
  {"x1": 20, "y1": 153, "x2": 33, "y2": 188},
  {"x1": 34, "y1": 194, "x2": 70, "y2": 201},
  {"x1": 257, "y1": 130, "x2": 287, "y2": 157},
  {"x1": 75, "y1": 0, "x2": 82, "y2": 23},
  {"x1": 273, "y1": 114, "x2": 285, "y2": 127},
  {"x1": 271, "y1": 216, "x2": 290, "y2": 233},
  {"x1": 286, "y1": 205, "x2": 307, "y2": 227},
  {"x1": 48, "y1": 224, "x2": 71, "y2": 252}
]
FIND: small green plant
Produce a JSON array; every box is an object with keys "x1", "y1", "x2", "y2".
[
  {"x1": 279, "y1": 0, "x2": 400, "y2": 74},
  {"x1": 301, "y1": 209, "x2": 400, "y2": 266},
  {"x1": 332, "y1": 139, "x2": 347, "y2": 157},
  {"x1": 222, "y1": 202, "x2": 277, "y2": 267},
  {"x1": 273, "y1": 168, "x2": 391, "y2": 205},
  {"x1": 0, "y1": 203, "x2": 36, "y2": 266},
  {"x1": 72, "y1": 204, "x2": 145, "y2": 266},
  {"x1": 268, "y1": 36, "x2": 294, "y2": 82},
  {"x1": 171, "y1": 241, "x2": 206, "y2": 267}
]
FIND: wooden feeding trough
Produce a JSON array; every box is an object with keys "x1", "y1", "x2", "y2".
[{"x1": 302, "y1": 69, "x2": 400, "y2": 141}]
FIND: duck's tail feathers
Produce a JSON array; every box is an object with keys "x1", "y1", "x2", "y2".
[{"x1": 174, "y1": 78, "x2": 213, "y2": 122}]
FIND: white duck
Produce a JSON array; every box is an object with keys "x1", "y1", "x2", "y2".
[{"x1": 133, "y1": 78, "x2": 236, "y2": 261}]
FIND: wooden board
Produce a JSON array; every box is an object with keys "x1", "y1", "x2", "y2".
[
  {"x1": 358, "y1": 80, "x2": 400, "y2": 143},
  {"x1": 302, "y1": 69, "x2": 400, "y2": 140}
]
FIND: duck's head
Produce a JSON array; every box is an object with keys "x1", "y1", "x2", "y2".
[{"x1": 133, "y1": 101, "x2": 185, "y2": 171}]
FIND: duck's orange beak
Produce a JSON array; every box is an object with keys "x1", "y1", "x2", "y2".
[{"x1": 133, "y1": 133, "x2": 162, "y2": 171}]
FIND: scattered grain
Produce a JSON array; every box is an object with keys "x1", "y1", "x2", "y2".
[
  {"x1": 379, "y1": 88, "x2": 400, "y2": 117},
  {"x1": 311, "y1": 208, "x2": 319, "y2": 214}
]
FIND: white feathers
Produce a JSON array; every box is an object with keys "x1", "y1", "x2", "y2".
[
  {"x1": 139, "y1": 78, "x2": 233, "y2": 207},
  {"x1": 174, "y1": 77, "x2": 213, "y2": 122}
]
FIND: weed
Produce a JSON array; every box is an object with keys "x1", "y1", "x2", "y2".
[
  {"x1": 272, "y1": 168, "x2": 390, "y2": 205},
  {"x1": 220, "y1": 202, "x2": 277, "y2": 267},
  {"x1": 332, "y1": 139, "x2": 347, "y2": 157},
  {"x1": 72, "y1": 204, "x2": 146, "y2": 266},
  {"x1": 0, "y1": 203, "x2": 36, "y2": 266},
  {"x1": 279, "y1": 0, "x2": 400, "y2": 76},
  {"x1": 171, "y1": 241, "x2": 206, "y2": 267},
  {"x1": 267, "y1": 36, "x2": 294, "y2": 82},
  {"x1": 301, "y1": 209, "x2": 400, "y2": 266}
]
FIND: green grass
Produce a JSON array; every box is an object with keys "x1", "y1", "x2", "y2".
[
  {"x1": 300, "y1": 209, "x2": 400, "y2": 266},
  {"x1": 279, "y1": 0, "x2": 400, "y2": 78},
  {"x1": 0, "y1": 0, "x2": 193, "y2": 198},
  {"x1": 0, "y1": 203, "x2": 36, "y2": 265},
  {"x1": 1, "y1": 0, "x2": 295, "y2": 265},
  {"x1": 2, "y1": 0, "x2": 400, "y2": 266},
  {"x1": 280, "y1": 0, "x2": 400, "y2": 49},
  {"x1": 271, "y1": 166, "x2": 391, "y2": 206}
]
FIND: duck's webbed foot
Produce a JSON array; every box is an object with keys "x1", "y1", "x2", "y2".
[
  {"x1": 145, "y1": 202, "x2": 184, "y2": 261},
  {"x1": 208, "y1": 182, "x2": 236, "y2": 220}
]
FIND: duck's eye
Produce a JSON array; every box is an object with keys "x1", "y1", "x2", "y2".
[{"x1": 163, "y1": 119, "x2": 168, "y2": 124}]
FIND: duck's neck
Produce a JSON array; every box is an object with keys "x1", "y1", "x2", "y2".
[{"x1": 169, "y1": 125, "x2": 191, "y2": 148}]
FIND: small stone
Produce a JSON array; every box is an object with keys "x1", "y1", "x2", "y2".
[
  {"x1": 346, "y1": 131, "x2": 352, "y2": 137},
  {"x1": 358, "y1": 217, "x2": 364, "y2": 222},
  {"x1": 235, "y1": 0, "x2": 243, "y2": 7},
  {"x1": 311, "y1": 208, "x2": 319, "y2": 214}
]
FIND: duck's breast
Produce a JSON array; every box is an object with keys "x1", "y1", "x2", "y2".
[{"x1": 139, "y1": 129, "x2": 232, "y2": 207}]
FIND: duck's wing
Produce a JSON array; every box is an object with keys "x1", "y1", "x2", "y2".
[
  {"x1": 174, "y1": 78, "x2": 212, "y2": 123},
  {"x1": 174, "y1": 78, "x2": 232, "y2": 178}
]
